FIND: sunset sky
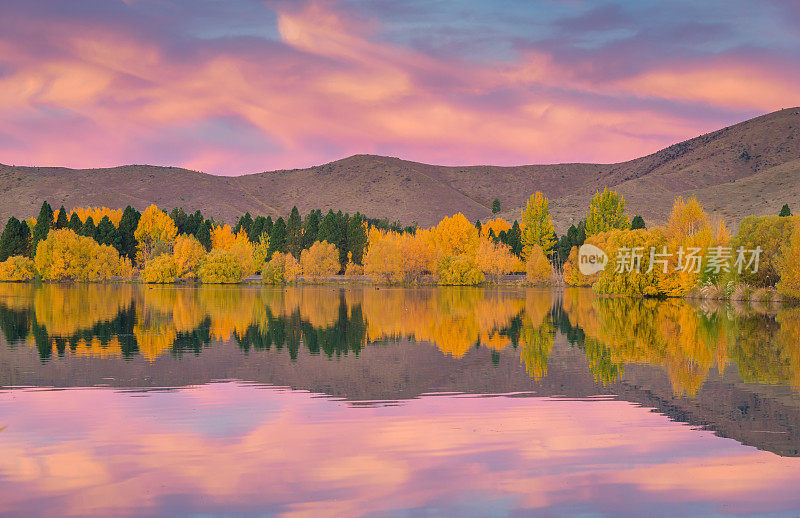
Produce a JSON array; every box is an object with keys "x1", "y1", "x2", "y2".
[{"x1": 1, "y1": 0, "x2": 798, "y2": 175}]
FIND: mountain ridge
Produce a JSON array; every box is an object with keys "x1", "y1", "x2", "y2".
[{"x1": 1, "y1": 107, "x2": 798, "y2": 232}]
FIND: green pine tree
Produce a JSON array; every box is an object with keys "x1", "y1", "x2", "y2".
[
  {"x1": 286, "y1": 206, "x2": 303, "y2": 258},
  {"x1": 631, "y1": 215, "x2": 646, "y2": 229},
  {"x1": 195, "y1": 220, "x2": 212, "y2": 251},
  {"x1": 780, "y1": 204, "x2": 792, "y2": 217},
  {"x1": 96, "y1": 216, "x2": 122, "y2": 252},
  {"x1": 491, "y1": 198, "x2": 501, "y2": 214},
  {"x1": 302, "y1": 210, "x2": 321, "y2": 249},
  {"x1": 30, "y1": 201, "x2": 53, "y2": 258},
  {"x1": 269, "y1": 217, "x2": 287, "y2": 256},
  {"x1": 346, "y1": 212, "x2": 368, "y2": 265},
  {"x1": 80, "y1": 216, "x2": 97, "y2": 239},
  {"x1": 250, "y1": 216, "x2": 267, "y2": 242},
  {"x1": 54, "y1": 206, "x2": 69, "y2": 229},
  {"x1": 0, "y1": 217, "x2": 30, "y2": 261},
  {"x1": 118, "y1": 205, "x2": 141, "y2": 260},
  {"x1": 68, "y1": 213, "x2": 83, "y2": 233}
]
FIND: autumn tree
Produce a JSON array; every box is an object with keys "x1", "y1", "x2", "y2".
[
  {"x1": 476, "y1": 239, "x2": 520, "y2": 281},
  {"x1": 0, "y1": 255, "x2": 36, "y2": 282},
  {"x1": 732, "y1": 215, "x2": 795, "y2": 287},
  {"x1": 173, "y1": 234, "x2": 207, "y2": 279},
  {"x1": 35, "y1": 229, "x2": 132, "y2": 282},
  {"x1": 262, "y1": 252, "x2": 301, "y2": 284},
  {"x1": 197, "y1": 249, "x2": 243, "y2": 283},
  {"x1": 521, "y1": 192, "x2": 556, "y2": 257},
  {"x1": 778, "y1": 217, "x2": 800, "y2": 298},
  {"x1": 526, "y1": 245, "x2": 552, "y2": 286},
  {"x1": 585, "y1": 188, "x2": 630, "y2": 236},
  {"x1": 134, "y1": 205, "x2": 178, "y2": 264},
  {"x1": 30, "y1": 201, "x2": 53, "y2": 258},
  {"x1": 0, "y1": 217, "x2": 31, "y2": 261},
  {"x1": 300, "y1": 241, "x2": 339, "y2": 281}
]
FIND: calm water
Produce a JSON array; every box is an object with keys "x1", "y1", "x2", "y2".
[{"x1": 1, "y1": 284, "x2": 800, "y2": 517}]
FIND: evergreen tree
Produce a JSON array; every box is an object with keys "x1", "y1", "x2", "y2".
[
  {"x1": 234, "y1": 212, "x2": 254, "y2": 238},
  {"x1": 195, "y1": 220, "x2": 212, "y2": 251},
  {"x1": 475, "y1": 220, "x2": 482, "y2": 233},
  {"x1": 54, "y1": 206, "x2": 69, "y2": 229},
  {"x1": 302, "y1": 210, "x2": 321, "y2": 249},
  {"x1": 118, "y1": 205, "x2": 141, "y2": 261},
  {"x1": 169, "y1": 208, "x2": 188, "y2": 234},
  {"x1": 96, "y1": 216, "x2": 122, "y2": 252},
  {"x1": 346, "y1": 212, "x2": 368, "y2": 265},
  {"x1": 631, "y1": 215, "x2": 646, "y2": 229},
  {"x1": 0, "y1": 217, "x2": 30, "y2": 261},
  {"x1": 491, "y1": 198, "x2": 501, "y2": 214},
  {"x1": 317, "y1": 210, "x2": 339, "y2": 245},
  {"x1": 269, "y1": 217, "x2": 287, "y2": 255},
  {"x1": 30, "y1": 201, "x2": 53, "y2": 258},
  {"x1": 263, "y1": 216, "x2": 274, "y2": 238},
  {"x1": 508, "y1": 220, "x2": 522, "y2": 257},
  {"x1": 780, "y1": 204, "x2": 792, "y2": 217},
  {"x1": 336, "y1": 211, "x2": 349, "y2": 270},
  {"x1": 250, "y1": 216, "x2": 267, "y2": 242},
  {"x1": 184, "y1": 210, "x2": 203, "y2": 236},
  {"x1": 68, "y1": 213, "x2": 83, "y2": 233},
  {"x1": 286, "y1": 206, "x2": 303, "y2": 258},
  {"x1": 80, "y1": 216, "x2": 97, "y2": 239}
]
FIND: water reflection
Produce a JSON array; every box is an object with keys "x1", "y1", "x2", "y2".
[{"x1": 1, "y1": 284, "x2": 799, "y2": 398}]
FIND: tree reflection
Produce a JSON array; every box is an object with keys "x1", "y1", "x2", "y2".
[{"x1": 0, "y1": 283, "x2": 798, "y2": 397}]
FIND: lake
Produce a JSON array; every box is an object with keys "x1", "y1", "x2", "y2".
[{"x1": 1, "y1": 284, "x2": 800, "y2": 517}]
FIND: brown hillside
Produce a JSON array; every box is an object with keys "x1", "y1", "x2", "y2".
[{"x1": 1, "y1": 107, "x2": 798, "y2": 231}]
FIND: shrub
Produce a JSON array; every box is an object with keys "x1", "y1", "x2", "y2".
[
  {"x1": 525, "y1": 245, "x2": 551, "y2": 286},
  {"x1": 262, "y1": 252, "x2": 300, "y2": 284},
  {"x1": 0, "y1": 255, "x2": 36, "y2": 282},
  {"x1": 197, "y1": 249, "x2": 243, "y2": 283},
  {"x1": 300, "y1": 241, "x2": 339, "y2": 281},
  {"x1": 437, "y1": 254, "x2": 484, "y2": 285},
  {"x1": 142, "y1": 254, "x2": 178, "y2": 283},
  {"x1": 35, "y1": 229, "x2": 132, "y2": 282},
  {"x1": 731, "y1": 215, "x2": 795, "y2": 287}
]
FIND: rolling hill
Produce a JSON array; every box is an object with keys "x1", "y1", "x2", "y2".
[{"x1": 1, "y1": 107, "x2": 798, "y2": 232}]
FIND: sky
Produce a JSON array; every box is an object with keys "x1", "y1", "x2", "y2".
[{"x1": 0, "y1": 0, "x2": 798, "y2": 176}]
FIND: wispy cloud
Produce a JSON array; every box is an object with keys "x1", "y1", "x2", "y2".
[{"x1": 0, "y1": 0, "x2": 796, "y2": 175}]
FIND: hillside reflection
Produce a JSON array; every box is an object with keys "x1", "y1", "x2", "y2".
[{"x1": 1, "y1": 283, "x2": 799, "y2": 396}]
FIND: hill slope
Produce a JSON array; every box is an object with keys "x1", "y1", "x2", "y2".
[{"x1": 1, "y1": 108, "x2": 798, "y2": 231}]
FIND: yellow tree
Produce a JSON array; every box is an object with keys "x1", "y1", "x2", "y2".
[
  {"x1": 173, "y1": 234, "x2": 207, "y2": 279},
  {"x1": 300, "y1": 241, "x2": 340, "y2": 281},
  {"x1": 211, "y1": 224, "x2": 236, "y2": 250},
  {"x1": 476, "y1": 238, "x2": 520, "y2": 281},
  {"x1": 434, "y1": 213, "x2": 480, "y2": 257},
  {"x1": 526, "y1": 245, "x2": 552, "y2": 286},
  {"x1": 585, "y1": 188, "x2": 630, "y2": 236},
  {"x1": 134, "y1": 205, "x2": 177, "y2": 264},
  {"x1": 521, "y1": 191, "x2": 556, "y2": 257},
  {"x1": 778, "y1": 216, "x2": 800, "y2": 299}
]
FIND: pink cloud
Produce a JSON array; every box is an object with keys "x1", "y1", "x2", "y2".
[{"x1": 0, "y1": 0, "x2": 796, "y2": 175}]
